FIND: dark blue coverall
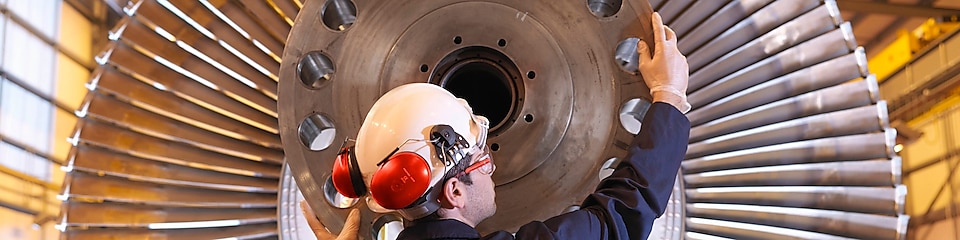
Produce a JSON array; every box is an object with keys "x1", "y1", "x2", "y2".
[{"x1": 397, "y1": 102, "x2": 691, "y2": 240}]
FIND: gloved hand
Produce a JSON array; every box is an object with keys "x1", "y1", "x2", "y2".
[
  {"x1": 301, "y1": 200, "x2": 361, "y2": 240},
  {"x1": 637, "y1": 12, "x2": 691, "y2": 113}
]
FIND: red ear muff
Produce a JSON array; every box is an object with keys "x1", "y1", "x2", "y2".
[
  {"x1": 331, "y1": 146, "x2": 366, "y2": 198},
  {"x1": 369, "y1": 151, "x2": 431, "y2": 209}
]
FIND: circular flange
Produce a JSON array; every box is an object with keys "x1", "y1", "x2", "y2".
[{"x1": 378, "y1": 2, "x2": 572, "y2": 185}]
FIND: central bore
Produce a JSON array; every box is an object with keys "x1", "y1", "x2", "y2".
[{"x1": 433, "y1": 46, "x2": 523, "y2": 135}]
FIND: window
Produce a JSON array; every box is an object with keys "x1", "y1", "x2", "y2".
[
  {"x1": 0, "y1": 1, "x2": 91, "y2": 239},
  {"x1": 0, "y1": 1, "x2": 59, "y2": 182}
]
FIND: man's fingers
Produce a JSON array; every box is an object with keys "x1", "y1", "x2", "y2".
[
  {"x1": 301, "y1": 201, "x2": 336, "y2": 240},
  {"x1": 637, "y1": 40, "x2": 651, "y2": 61},
  {"x1": 651, "y1": 12, "x2": 666, "y2": 46},
  {"x1": 664, "y1": 26, "x2": 677, "y2": 45},
  {"x1": 336, "y1": 208, "x2": 361, "y2": 240}
]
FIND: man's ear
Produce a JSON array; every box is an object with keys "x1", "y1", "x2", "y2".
[{"x1": 439, "y1": 177, "x2": 466, "y2": 209}]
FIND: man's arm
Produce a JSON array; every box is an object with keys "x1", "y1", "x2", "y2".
[
  {"x1": 485, "y1": 12, "x2": 691, "y2": 240},
  {"x1": 491, "y1": 102, "x2": 688, "y2": 240},
  {"x1": 576, "y1": 102, "x2": 689, "y2": 239}
]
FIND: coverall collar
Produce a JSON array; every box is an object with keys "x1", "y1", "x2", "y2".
[{"x1": 398, "y1": 218, "x2": 481, "y2": 240}]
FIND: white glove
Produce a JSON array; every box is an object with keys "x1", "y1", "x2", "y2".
[{"x1": 637, "y1": 12, "x2": 691, "y2": 113}]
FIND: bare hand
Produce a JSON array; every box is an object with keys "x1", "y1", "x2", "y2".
[
  {"x1": 301, "y1": 200, "x2": 361, "y2": 240},
  {"x1": 637, "y1": 12, "x2": 691, "y2": 113}
]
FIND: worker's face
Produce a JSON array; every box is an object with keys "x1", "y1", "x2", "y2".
[{"x1": 465, "y1": 152, "x2": 497, "y2": 223}]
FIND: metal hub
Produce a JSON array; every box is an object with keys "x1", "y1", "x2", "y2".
[{"x1": 433, "y1": 46, "x2": 524, "y2": 135}]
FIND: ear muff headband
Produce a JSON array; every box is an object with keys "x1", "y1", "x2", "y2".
[
  {"x1": 397, "y1": 183, "x2": 442, "y2": 220},
  {"x1": 347, "y1": 146, "x2": 366, "y2": 197}
]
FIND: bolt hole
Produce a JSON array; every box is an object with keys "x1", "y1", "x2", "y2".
[
  {"x1": 564, "y1": 205, "x2": 581, "y2": 213},
  {"x1": 619, "y1": 98, "x2": 651, "y2": 134},
  {"x1": 321, "y1": 0, "x2": 358, "y2": 31},
  {"x1": 298, "y1": 113, "x2": 337, "y2": 150},
  {"x1": 298, "y1": 51, "x2": 336, "y2": 89},
  {"x1": 323, "y1": 174, "x2": 358, "y2": 208},
  {"x1": 454, "y1": 36, "x2": 463, "y2": 44},
  {"x1": 524, "y1": 114, "x2": 534, "y2": 123},
  {"x1": 497, "y1": 39, "x2": 507, "y2": 47},
  {"x1": 527, "y1": 71, "x2": 536, "y2": 79},
  {"x1": 615, "y1": 38, "x2": 641, "y2": 73},
  {"x1": 587, "y1": 0, "x2": 623, "y2": 18},
  {"x1": 491, "y1": 143, "x2": 500, "y2": 152},
  {"x1": 599, "y1": 157, "x2": 618, "y2": 180},
  {"x1": 420, "y1": 64, "x2": 429, "y2": 72},
  {"x1": 371, "y1": 214, "x2": 404, "y2": 240}
]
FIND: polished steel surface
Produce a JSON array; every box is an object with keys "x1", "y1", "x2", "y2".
[
  {"x1": 687, "y1": 103, "x2": 889, "y2": 159},
  {"x1": 686, "y1": 185, "x2": 907, "y2": 216},
  {"x1": 687, "y1": 202, "x2": 908, "y2": 239},
  {"x1": 685, "y1": 0, "x2": 822, "y2": 75},
  {"x1": 685, "y1": 217, "x2": 856, "y2": 240},
  {"x1": 676, "y1": 0, "x2": 773, "y2": 53},
  {"x1": 683, "y1": 132, "x2": 896, "y2": 174},
  {"x1": 689, "y1": 79, "x2": 880, "y2": 142},
  {"x1": 687, "y1": 52, "x2": 871, "y2": 128},
  {"x1": 689, "y1": 2, "x2": 844, "y2": 92},
  {"x1": 61, "y1": 0, "x2": 907, "y2": 239}
]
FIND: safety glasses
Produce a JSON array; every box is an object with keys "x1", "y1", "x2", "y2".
[{"x1": 455, "y1": 149, "x2": 495, "y2": 178}]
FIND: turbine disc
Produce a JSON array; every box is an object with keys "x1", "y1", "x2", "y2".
[{"x1": 61, "y1": 0, "x2": 906, "y2": 239}]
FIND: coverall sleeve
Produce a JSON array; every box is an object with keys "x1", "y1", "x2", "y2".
[{"x1": 483, "y1": 102, "x2": 690, "y2": 240}]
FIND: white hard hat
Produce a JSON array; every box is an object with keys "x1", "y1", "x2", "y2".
[{"x1": 331, "y1": 83, "x2": 488, "y2": 220}]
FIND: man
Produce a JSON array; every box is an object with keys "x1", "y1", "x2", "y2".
[{"x1": 304, "y1": 11, "x2": 690, "y2": 240}]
